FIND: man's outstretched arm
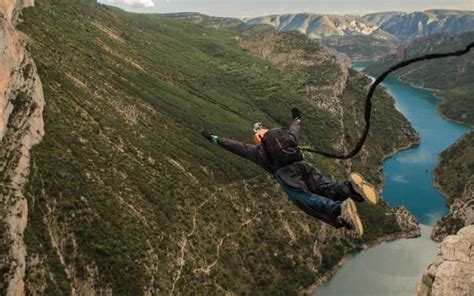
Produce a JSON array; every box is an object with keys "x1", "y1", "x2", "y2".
[{"x1": 200, "y1": 129, "x2": 261, "y2": 165}]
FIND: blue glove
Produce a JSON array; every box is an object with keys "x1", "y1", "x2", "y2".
[{"x1": 200, "y1": 128, "x2": 219, "y2": 144}]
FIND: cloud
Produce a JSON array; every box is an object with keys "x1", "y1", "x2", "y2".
[
  {"x1": 397, "y1": 149, "x2": 433, "y2": 164},
  {"x1": 98, "y1": 0, "x2": 155, "y2": 8},
  {"x1": 391, "y1": 174, "x2": 409, "y2": 184}
]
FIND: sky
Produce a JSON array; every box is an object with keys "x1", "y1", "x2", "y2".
[{"x1": 97, "y1": 0, "x2": 474, "y2": 18}]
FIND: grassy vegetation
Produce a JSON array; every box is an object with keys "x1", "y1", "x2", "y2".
[
  {"x1": 18, "y1": 0, "x2": 415, "y2": 294},
  {"x1": 434, "y1": 131, "x2": 474, "y2": 204},
  {"x1": 321, "y1": 35, "x2": 397, "y2": 61},
  {"x1": 438, "y1": 83, "x2": 474, "y2": 126},
  {"x1": 7, "y1": 91, "x2": 31, "y2": 129},
  {"x1": 158, "y1": 12, "x2": 244, "y2": 29},
  {"x1": 0, "y1": 222, "x2": 9, "y2": 295},
  {"x1": 432, "y1": 130, "x2": 474, "y2": 239}
]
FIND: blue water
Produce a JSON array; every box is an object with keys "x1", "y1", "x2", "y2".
[
  {"x1": 354, "y1": 60, "x2": 469, "y2": 225},
  {"x1": 315, "y1": 61, "x2": 470, "y2": 296},
  {"x1": 379, "y1": 77, "x2": 470, "y2": 225}
]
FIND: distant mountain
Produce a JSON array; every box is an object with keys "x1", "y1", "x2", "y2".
[
  {"x1": 244, "y1": 10, "x2": 474, "y2": 42},
  {"x1": 358, "y1": 12, "x2": 405, "y2": 26},
  {"x1": 158, "y1": 12, "x2": 244, "y2": 29},
  {"x1": 159, "y1": 10, "x2": 474, "y2": 60},
  {"x1": 379, "y1": 10, "x2": 474, "y2": 41},
  {"x1": 244, "y1": 14, "x2": 379, "y2": 39}
]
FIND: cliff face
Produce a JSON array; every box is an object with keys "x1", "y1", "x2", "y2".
[
  {"x1": 417, "y1": 225, "x2": 474, "y2": 296},
  {"x1": 432, "y1": 176, "x2": 474, "y2": 242},
  {"x1": 0, "y1": 0, "x2": 45, "y2": 295}
]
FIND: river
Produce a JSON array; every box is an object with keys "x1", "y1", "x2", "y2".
[{"x1": 314, "y1": 61, "x2": 470, "y2": 296}]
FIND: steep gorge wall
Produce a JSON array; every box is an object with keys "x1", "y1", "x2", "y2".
[
  {"x1": 417, "y1": 225, "x2": 474, "y2": 296},
  {"x1": 432, "y1": 177, "x2": 474, "y2": 242},
  {"x1": 0, "y1": 0, "x2": 45, "y2": 295}
]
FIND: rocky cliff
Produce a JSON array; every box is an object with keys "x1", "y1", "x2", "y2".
[
  {"x1": 432, "y1": 179, "x2": 474, "y2": 242},
  {"x1": 431, "y1": 153, "x2": 474, "y2": 242},
  {"x1": 0, "y1": 0, "x2": 45, "y2": 295},
  {"x1": 417, "y1": 225, "x2": 474, "y2": 296}
]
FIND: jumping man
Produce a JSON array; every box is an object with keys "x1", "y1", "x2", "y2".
[{"x1": 200, "y1": 108, "x2": 379, "y2": 236}]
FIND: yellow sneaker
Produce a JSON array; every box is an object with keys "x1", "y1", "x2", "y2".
[
  {"x1": 349, "y1": 172, "x2": 379, "y2": 205},
  {"x1": 340, "y1": 199, "x2": 363, "y2": 237}
]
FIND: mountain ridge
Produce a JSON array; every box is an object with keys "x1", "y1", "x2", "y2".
[
  {"x1": 243, "y1": 10, "x2": 474, "y2": 41},
  {"x1": 165, "y1": 10, "x2": 474, "y2": 60}
]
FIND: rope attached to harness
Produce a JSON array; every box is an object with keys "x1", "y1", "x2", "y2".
[{"x1": 300, "y1": 41, "x2": 474, "y2": 159}]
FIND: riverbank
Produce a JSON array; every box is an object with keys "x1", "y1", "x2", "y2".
[{"x1": 396, "y1": 78, "x2": 472, "y2": 128}]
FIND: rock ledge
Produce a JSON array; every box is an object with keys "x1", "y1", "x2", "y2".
[{"x1": 417, "y1": 225, "x2": 474, "y2": 296}]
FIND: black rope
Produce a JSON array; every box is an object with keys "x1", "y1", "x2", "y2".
[{"x1": 301, "y1": 41, "x2": 474, "y2": 159}]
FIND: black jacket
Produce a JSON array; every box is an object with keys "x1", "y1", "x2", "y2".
[{"x1": 217, "y1": 119, "x2": 301, "y2": 174}]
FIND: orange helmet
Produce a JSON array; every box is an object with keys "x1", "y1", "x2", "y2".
[{"x1": 253, "y1": 128, "x2": 268, "y2": 145}]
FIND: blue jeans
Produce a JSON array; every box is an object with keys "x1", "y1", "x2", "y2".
[{"x1": 275, "y1": 167, "x2": 345, "y2": 228}]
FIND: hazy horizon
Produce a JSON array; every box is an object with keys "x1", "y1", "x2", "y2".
[{"x1": 97, "y1": 0, "x2": 474, "y2": 18}]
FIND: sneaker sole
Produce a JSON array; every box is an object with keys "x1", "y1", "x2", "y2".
[
  {"x1": 346, "y1": 199, "x2": 364, "y2": 237},
  {"x1": 350, "y1": 173, "x2": 379, "y2": 205}
]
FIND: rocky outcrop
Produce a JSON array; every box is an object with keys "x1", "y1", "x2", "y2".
[
  {"x1": 0, "y1": 0, "x2": 45, "y2": 295},
  {"x1": 394, "y1": 206, "x2": 421, "y2": 237},
  {"x1": 432, "y1": 178, "x2": 474, "y2": 242},
  {"x1": 0, "y1": 0, "x2": 33, "y2": 27},
  {"x1": 417, "y1": 225, "x2": 474, "y2": 296}
]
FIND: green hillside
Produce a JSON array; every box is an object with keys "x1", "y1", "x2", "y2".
[
  {"x1": 434, "y1": 132, "x2": 474, "y2": 204},
  {"x1": 432, "y1": 130, "x2": 474, "y2": 240},
  {"x1": 158, "y1": 12, "x2": 245, "y2": 29},
  {"x1": 321, "y1": 34, "x2": 398, "y2": 61},
  {"x1": 10, "y1": 0, "x2": 417, "y2": 294}
]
